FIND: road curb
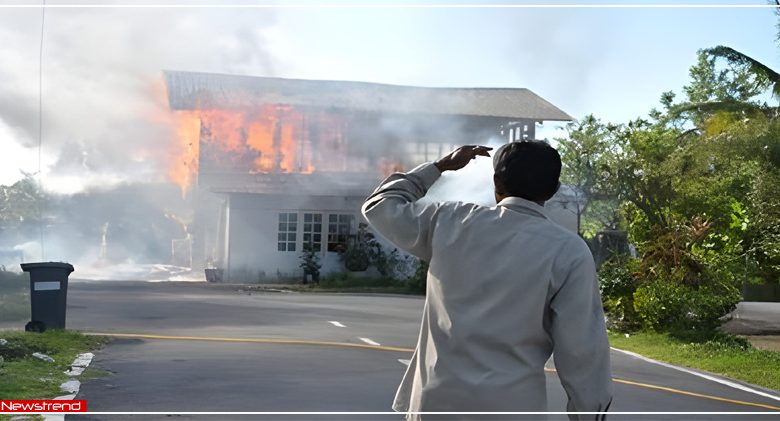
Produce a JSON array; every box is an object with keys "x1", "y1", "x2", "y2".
[{"x1": 42, "y1": 352, "x2": 94, "y2": 421}]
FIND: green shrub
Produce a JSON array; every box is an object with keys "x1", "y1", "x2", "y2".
[
  {"x1": 633, "y1": 280, "x2": 690, "y2": 330},
  {"x1": 405, "y1": 260, "x2": 428, "y2": 294},
  {"x1": 633, "y1": 279, "x2": 741, "y2": 332},
  {"x1": 686, "y1": 282, "x2": 741, "y2": 331},
  {"x1": 0, "y1": 268, "x2": 29, "y2": 322},
  {"x1": 0, "y1": 267, "x2": 27, "y2": 293},
  {"x1": 598, "y1": 257, "x2": 641, "y2": 331}
]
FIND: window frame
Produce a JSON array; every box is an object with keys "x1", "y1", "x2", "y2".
[
  {"x1": 326, "y1": 213, "x2": 355, "y2": 253},
  {"x1": 302, "y1": 212, "x2": 324, "y2": 253},
  {"x1": 277, "y1": 212, "x2": 298, "y2": 252}
]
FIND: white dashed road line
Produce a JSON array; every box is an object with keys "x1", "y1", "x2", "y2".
[
  {"x1": 398, "y1": 358, "x2": 411, "y2": 366},
  {"x1": 328, "y1": 321, "x2": 347, "y2": 328},
  {"x1": 359, "y1": 337, "x2": 381, "y2": 346}
]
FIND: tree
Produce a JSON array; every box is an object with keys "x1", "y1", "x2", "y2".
[
  {"x1": 670, "y1": 47, "x2": 779, "y2": 124},
  {"x1": 748, "y1": 166, "x2": 780, "y2": 283},
  {"x1": 0, "y1": 173, "x2": 45, "y2": 227},
  {"x1": 557, "y1": 115, "x2": 621, "y2": 236}
]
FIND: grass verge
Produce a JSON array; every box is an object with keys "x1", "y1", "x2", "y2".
[
  {"x1": 0, "y1": 330, "x2": 108, "y2": 401},
  {"x1": 608, "y1": 330, "x2": 780, "y2": 392}
]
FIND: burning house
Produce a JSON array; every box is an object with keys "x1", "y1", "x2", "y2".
[{"x1": 163, "y1": 71, "x2": 573, "y2": 282}]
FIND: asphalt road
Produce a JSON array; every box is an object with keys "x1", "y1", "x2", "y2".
[{"x1": 6, "y1": 280, "x2": 779, "y2": 420}]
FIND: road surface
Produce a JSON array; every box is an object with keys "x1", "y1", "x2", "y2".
[{"x1": 4, "y1": 280, "x2": 779, "y2": 420}]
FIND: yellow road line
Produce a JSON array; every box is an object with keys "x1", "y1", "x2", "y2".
[
  {"x1": 88, "y1": 332, "x2": 780, "y2": 412},
  {"x1": 543, "y1": 367, "x2": 780, "y2": 411},
  {"x1": 613, "y1": 378, "x2": 780, "y2": 411},
  {"x1": 86, "y1": 332, "x2": 414, "y2": 353}
]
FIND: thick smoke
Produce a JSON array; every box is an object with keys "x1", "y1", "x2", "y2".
[
  {"x1": 0, "y1": 5, "x2": 591, "y2": 276},
  {"x1": 0, "y1": 6, "x2": 285, "y2": 273},
  {"x1": 0, "y1": 6, "x2": 282, "y2": 191}
]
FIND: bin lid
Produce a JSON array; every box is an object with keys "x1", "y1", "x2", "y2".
[{"x1": 20, "y1": 262, "x2": 75, "y2": 273}]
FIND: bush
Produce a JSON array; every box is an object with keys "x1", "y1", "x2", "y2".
[
  {"x1": 343, "y1": 247, "x2": 370, "y2": 271},
  {"x1": 633, "y1": 279, "x2": 741, "y2": 332},
  {"x1": 686, "y1": 282, "x2": 742, "y2": 331},
  {"x1": 633, "y1": 280, "x2": 690, "y2": 331},
  {"x1": 0, "y1": 268, "x2": 29, "y2": 322},
  {"x1": 598, "y1": 257, "x2": 641, "y2": 331},
  {"x1": 405, "y1": 260, "x2": 428, "y2": 294}
]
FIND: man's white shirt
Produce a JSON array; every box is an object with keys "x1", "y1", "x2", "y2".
[{"x1": 362, "y1": 162, "x2": 613, "y2": 420}]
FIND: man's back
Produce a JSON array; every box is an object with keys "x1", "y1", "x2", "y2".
[
  {"x1": 394, "y1": 198, "x2": 604, "y2": 413},
  {"x1": 362, "y1": 148, "x2": 613, "y2": 420}
]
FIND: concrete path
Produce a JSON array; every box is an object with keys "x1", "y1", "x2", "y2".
[{"x1": 723, "y1": 302, "x2": 780, "y2": 336}]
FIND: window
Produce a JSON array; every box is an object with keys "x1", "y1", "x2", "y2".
[
  {"x1": 405, "y1": 142, "x2": 456, "y2": 165},
  {"x1": 302, "y1": 213, "x2": 323, "y2": 252},
  {"x1": 277, "y1": 213, "x2": 298, "y2": 252},
  {"x1": 327, "y1": 213, "x2": 354, "y2": 252}
]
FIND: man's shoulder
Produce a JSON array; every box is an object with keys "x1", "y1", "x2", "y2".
[
  {"x1": 540, "y1": 221, "x2": 592, "y2": 259},
  {"x1": 434, "y1": 200, "x2": 489, "y2": 215}
]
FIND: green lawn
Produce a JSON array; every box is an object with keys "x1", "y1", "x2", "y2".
[
  {"x1": 0, "y1": 330, "x2": 108, "y2": 401},
  {"x1": 609, "y1": 331, "x2": 780, "y2": 392}
]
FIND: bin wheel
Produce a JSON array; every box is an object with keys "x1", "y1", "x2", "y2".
[{"x1": 25, "y1": 320, "x2": 46, "y2": 333}]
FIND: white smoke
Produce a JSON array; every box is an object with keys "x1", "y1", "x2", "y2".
[
  {"x1": 423, "y1": 138, "x2": 508, "y2": 207},
  {"x1": 0, "y1": 6, "x2": 283, "y2": 193}
]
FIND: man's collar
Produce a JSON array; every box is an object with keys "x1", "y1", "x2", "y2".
[{"x1": 497, "y1": 196, "x2": 551, "y2": 220}]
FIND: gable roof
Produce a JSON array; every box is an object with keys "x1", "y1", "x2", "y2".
[{"x1": 163, "y1": 70, "x2": 573, "y2": 121}]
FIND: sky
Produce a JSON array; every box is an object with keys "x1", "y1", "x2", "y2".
[{"x1": 0, "y1": 0, "x2": 777, "y2": 192}]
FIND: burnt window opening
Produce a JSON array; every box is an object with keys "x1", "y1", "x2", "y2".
[
  {"x1": 277, "y1": 213, "x2": 298, "y2": 252},
  {"x1": 302, "y1": 213, "x2": 323, "y2": 252},
  {"x1": 327, "y1": 213, "x2": 355, "y2": 252},
  {"x1": 405, "y1": 142, "x2": 457, "y2": 166}
]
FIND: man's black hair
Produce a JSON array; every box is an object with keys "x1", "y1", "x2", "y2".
[{"x1": 493, "y1": 140, "x2": 561, "y2": 202}]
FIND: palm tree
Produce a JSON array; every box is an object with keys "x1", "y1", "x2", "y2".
[
  {"x1": 670, "y1": 1, "x2": 780, "y2": 120},
  {"x1": 670, "y1": 46, "x2": 780, "y2": 121}
]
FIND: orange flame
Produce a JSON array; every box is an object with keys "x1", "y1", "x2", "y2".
[
  {"x1": 167, "y1": 104, "x2": 318, "y2": 195},
  {"x1": 169, "y1": 111, "x2": 200, "y2": 197}
]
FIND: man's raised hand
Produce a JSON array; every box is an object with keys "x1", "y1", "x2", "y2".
[{"x1": 434, "y1": 145, "x2": 493, "y2": 172}]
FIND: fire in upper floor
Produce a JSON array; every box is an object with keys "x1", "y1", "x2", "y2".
[{"x1": 162, "y1": 71, "x2": 573, "y2": 195}]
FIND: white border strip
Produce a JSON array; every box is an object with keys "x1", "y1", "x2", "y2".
[
  {"x1": 0, "y1": 4, "x2": 778, "y2": 8},
  {"x1": 611, "y1": 347, "x2": 780, "y2": 403},
  {"x1": 43, "y1": 352, "x2": 94, "y2": 421},
  {"x1": 22, "y1": 411, "x2": 780, "y2": 415}
]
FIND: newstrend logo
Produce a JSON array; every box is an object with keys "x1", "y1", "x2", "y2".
[{"x1": 0, "y1": 400, "x2": 87, "y2": 413}]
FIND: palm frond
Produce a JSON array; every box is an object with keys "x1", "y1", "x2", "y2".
[
  {"x1": 703, "y1": 46, "x2": 780, "y2": 86},
  {"x1": 668, "y1": 100, "x2": 767, "y2": 117}
]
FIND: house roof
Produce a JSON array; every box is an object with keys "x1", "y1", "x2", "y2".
[{"x1": 163, "y1": 70, "x2": 573, "y2": 121}]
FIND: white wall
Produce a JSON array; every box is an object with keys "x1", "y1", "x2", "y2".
[
  {"x1": 223, "y1": 188, "x2": 580, "y2": 282},
  {"x1": 225, "y1": 193, "x2": 365, "y2": 282}
]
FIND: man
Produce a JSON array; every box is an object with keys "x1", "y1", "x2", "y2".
[{"x1": 361, "y1": 142, "x2": 613, "y2": 420}]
